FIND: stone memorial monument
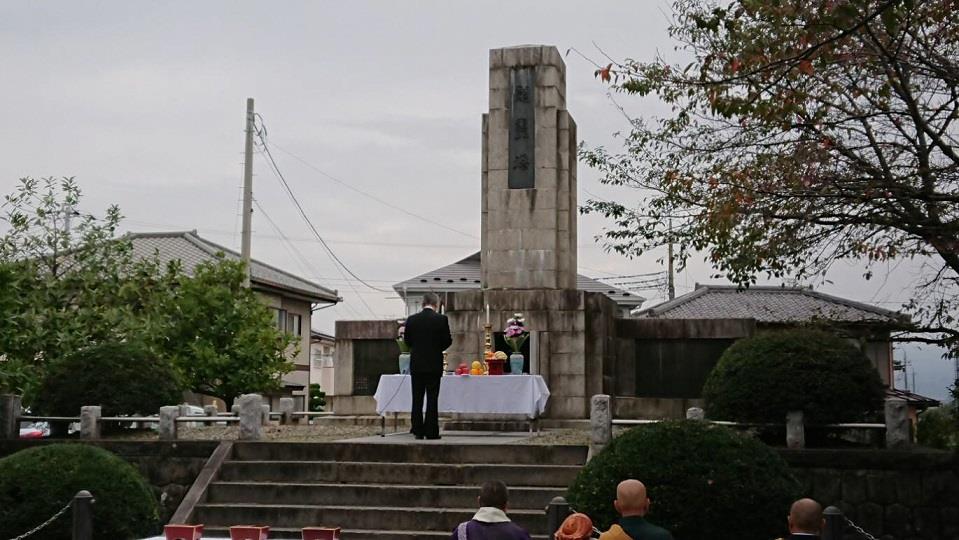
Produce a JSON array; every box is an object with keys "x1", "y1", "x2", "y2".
[{"x1": 444, "y1": 45, "x2": 618, "y2": 419}]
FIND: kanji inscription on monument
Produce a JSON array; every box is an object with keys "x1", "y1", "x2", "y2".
[{"x1": 508, "y1": 67, "x2": 535, "y2": 189}]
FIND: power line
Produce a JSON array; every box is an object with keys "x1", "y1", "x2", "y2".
[
  {"x1": 254, "y1": 150, "x2": 379, "y2": 318},
  {"x1": 253, "y1": 116, "x2": 392, "y2": 296},
  {"x1": 253, "y1": 197, "x2": 367, "y2": 319},
  {"x1": 266, "y1": 139, "x2": 478, "y2": 240}
]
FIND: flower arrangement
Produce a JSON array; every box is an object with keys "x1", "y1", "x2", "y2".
[
  {"x1": 396, "y1": 319, "x2": 411, "y2": 353},
  {"x1": 504, "y1": 313, "x2": 529, "y2": 353}
]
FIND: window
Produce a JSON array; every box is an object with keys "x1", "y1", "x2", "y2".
[
  {"x1": 287, "y1": 313, "x2": 302, "y2": 336},
  {"x1": 272, "y1": 309, "x2": 288, "y2": 332}
]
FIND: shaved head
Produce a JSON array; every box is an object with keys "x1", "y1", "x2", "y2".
[
  {"x1": 614, "y1": 479, "x2": 650, "y2": 517},
  {"x1": 788, "y1": 498, "x2": 823, "y2": 534}
]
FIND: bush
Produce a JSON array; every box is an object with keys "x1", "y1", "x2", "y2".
[
  {"x1": 567, "y1": 421, "x2": 800, "y2": 539},
  {"x1": 0, "y1": 444, "x2": 159, "y2": 539},
  {"x1": 702, "y1": 328, "x2": 885, "y2": 423},
  {"x1": 33, "y1": 341, "x2": 183, "y2": 419},
  {"x1": 917, "y1": 405, "x2": 959, "y2": 450}
]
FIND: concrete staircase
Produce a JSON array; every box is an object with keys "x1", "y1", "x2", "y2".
[{"x1": 190, "y1": 441, "x2": 586, "y2": 539}]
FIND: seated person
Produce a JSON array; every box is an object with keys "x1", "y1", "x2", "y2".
[
  {"x1": 451, "y1": 480, "x2": 531, "y2": 540},
  {"x1": 599, "y1": 479, "x2": 673, "y2": 540}
]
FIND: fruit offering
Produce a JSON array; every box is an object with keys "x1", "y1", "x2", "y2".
[
  {"x1": 470, "y1": 360, "x2": 484, "y2": 375},
  {"x1": 455, "y1": 362, "x2": 469, "y2": 375}
]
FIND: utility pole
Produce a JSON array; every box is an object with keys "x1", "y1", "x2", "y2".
[
  {"x1": 240, "y1": 98, "x2": 255, "y2": 288},
  {"x1": 667, "y1": 219, "x2": 676, "y2": 300}
]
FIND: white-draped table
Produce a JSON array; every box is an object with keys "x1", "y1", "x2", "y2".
[{"x1": 373, "y1": 374, "x2": 550, "y2": 434}]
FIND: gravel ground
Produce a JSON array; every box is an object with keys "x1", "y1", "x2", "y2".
[{"x1": 112, "y1": 423, "x2": 382, "y2": 441}]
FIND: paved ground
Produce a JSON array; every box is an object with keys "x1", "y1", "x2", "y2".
[{"x1": 342, "y1": 429, "x2": 536, "y2": 444}]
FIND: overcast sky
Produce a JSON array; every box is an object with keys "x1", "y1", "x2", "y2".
[{"x1": 1, "y1": 1, "x2": 952, "y2": 399}]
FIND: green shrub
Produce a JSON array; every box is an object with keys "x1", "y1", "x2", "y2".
[
  {"x1": 309, "y1": 383, "x2": 327, "y2": 412},
  {"x1": 0, "y1": 444, "x2": 159, "y2": 539},
  {"x1": 567, "y1": 421, "x2": 800, "y2": 539},
  {"x1": 702, "y1": 328, "x2": 885, "y2": 423},
  {"x1": 917, "y1": 405, "x2": 959, "y2": 450},
  {"x1": 33, "y1": 341, "x2": 183, "y2": 419}
]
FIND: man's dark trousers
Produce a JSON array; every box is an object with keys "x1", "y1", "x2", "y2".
[
  {"x1": 410, "y1": 373, "x2": 441, "y2": 438},
  {"x1": 403, "y1": 306, "x2": 452, "y2": 439}
]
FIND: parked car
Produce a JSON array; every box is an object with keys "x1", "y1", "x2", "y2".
[{"x1": 19, "y1": 421, "x2": 50, "y2": 439}]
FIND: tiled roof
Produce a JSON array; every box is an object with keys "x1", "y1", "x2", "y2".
[
  {"x1": 126, "y1": 231, "x2": 340, "y2": 303},
  {"x1": 392, "y1": 252, "x2": 645, "y2": 308},
  {"x1": 639, "y1": 284, "x2": 907, "y2": 325},
  {"x1": 886, "y1": 387, "x2": 939, "y2": 408}
]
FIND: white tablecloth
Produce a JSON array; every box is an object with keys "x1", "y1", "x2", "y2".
[{"x1": 373, "y1": 374, "x2": 550, "y2": 419}]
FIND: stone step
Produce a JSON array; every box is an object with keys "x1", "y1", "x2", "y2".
[
  {"x1": 218, "y1": 460, "x2": 580, "y2": 487},
  {"x1": 193, "y1": 504, "x2": 548, "y2": 535},
  {"x1": 206, "y1": 481, "x2": 564, "y2": 510},
  {"x1": 201, "y1": 526, "x2": 551, "y2": 539},
  {"x1": 230, "y1": 442, "x2": 587, "y2": 465}
]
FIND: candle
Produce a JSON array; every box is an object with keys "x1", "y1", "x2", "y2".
[{"x1": 486, "y1": 304, "x2": 490, "y2": 325}]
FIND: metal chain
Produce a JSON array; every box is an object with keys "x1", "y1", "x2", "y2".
[
  {"x1": 6, "y1": 501, "x2": 72, "y2": 540},
  {"x1": 566, "y1": 503, "x2": 605, "y2": 537},
  {"x1": 844, "y1": 516, "x2": 880, "y2": 540}
]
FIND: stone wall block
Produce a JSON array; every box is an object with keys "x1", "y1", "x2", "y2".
[
  {"x1": 884, "y1": 503, "x2": 913, "y2": 539},
  {"x1": 842, "y1": 470, "x2": 868, "y2": 504},
  {"x1": 940, "y1": 507, "x2": 959, "y2": 539},
  {"x1": 540, "y1": 46, "x2": 566, "y2": 72},
  {"x1": 550, "y1": 396, "x2": 587, "y2": 419},
  {"x1": 914, "y1": 506, "x2": 941, "y2": 540},
  {"x1": 489, "y1": 65, "x2": 509, "y2": 89},
  {"x1": 811, "y1": 468, "x2": 842, "y2": 505},
  {"x1": 489, "y1": 48, "x2": 504, "y2": 69},
  {"x1": 856, "y1": 502, "x2": 884, "y2": 537},
  {"x1": 548, "y1": 310, "x2": 586, "y2": 332},
  {"x1": 535, "y1": 126, "x2": 559, "y2": 169}
]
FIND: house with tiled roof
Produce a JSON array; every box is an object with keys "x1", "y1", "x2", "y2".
[
  {"x1": 392, "y1": 252, "x2": 645, "y2": 316},
  {"x1": 614, "y1": 283, "x2": 937, "y2": 419},
  {"x1": 127, "y1": 231, "x2": 341, "y2": 411}
]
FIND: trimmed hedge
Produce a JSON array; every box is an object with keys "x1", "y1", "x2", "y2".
[
  {"x1": 702, "y1": 328, "x2": 885, "y2": 423},
  {"x1": 0, "y1": 444, "x2": 159, "y2": 539},
  {"x1": 33, "y1": 341, "x2": 183, "y2": 419},
  {"x1": 567, "y1": 421, "x2": 800, "y2": 539}
]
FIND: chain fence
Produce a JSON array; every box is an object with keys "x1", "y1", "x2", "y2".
[
  {"x1": 5, "y1": 500, "x2": 72, "y2": 540},
  {"x1": 844, "y1": 515, "x2": 880, "y2": 540}
]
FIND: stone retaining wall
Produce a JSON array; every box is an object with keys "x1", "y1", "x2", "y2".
[
  {"x1": 779, "y1": 448, "x2": 959, "y2": 540},
  {"x1": 0, "y1": 440, "x2": 218, "y2": 523}
]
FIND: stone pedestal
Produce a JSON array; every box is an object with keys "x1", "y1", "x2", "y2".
[{"x1": 446, "y1": 288, "x2": 617, "y2": 418}]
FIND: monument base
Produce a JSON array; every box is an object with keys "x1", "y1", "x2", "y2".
[{"x1": 446, "y1": 289, "x2": 618, "y2": 419}]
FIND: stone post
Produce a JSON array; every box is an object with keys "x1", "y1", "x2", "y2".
[
  {"x1": 786, "y1": 410, "x2": 805, "y2": 449},
  {"x1": 0, "y1": 394, "x2": 22, "y2": 440},
  {"x1": 589, "y1": 394, "x2": 612, "y2": 461},
  {"x1": 178, "y1": 404, "x2": 192, "y2": 418},
  {"x1": 237, "y1": 393, "x2": 264, "y2": 441},
  {"x1": 203, "y1": 404, "x2": 218, "y2": 426},
  {"x1": 159, "y1": 406, "x2": 179, "y2": 440},
  {"x1": 545, "y1": 496, "x2": 571, "y2": 537},
  {"x1": 279, "y1": 397, "x2": 294, "y2": 425},
  {"x1": 261, "y1": 404, "x2": 271, "y2": 426},
  {"x1": 686, "y1": 407, "x2": 704, "y2": 421},
  {"x1": 884, "y1": 398, "x2": 910, "y2": 448},
  {"x1": 72, "y1": 490, "x2": 94, "y2": 540},
  {"x1": 79, "y1": 406, "x2": 101, "y2": 439},
  {"x1": 822, "y1": 506, "x2": 844, "y2": 540}
]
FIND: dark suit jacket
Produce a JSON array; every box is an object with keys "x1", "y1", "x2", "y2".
[{"x1": 403, "y1": 307, "x2": 453, "y2": 375}]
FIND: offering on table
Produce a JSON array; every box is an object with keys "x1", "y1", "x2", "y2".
[
  {"x1": 470, "y1": 360, "x2": 484, "y2": 375},
  {"x1": 455, "y1": 362, "x2": 469, "y2": 375}
]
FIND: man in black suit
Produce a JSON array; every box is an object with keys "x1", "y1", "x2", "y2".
[{"x1": 403, "y1": 292, "x2": 452, "y2": 440}]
